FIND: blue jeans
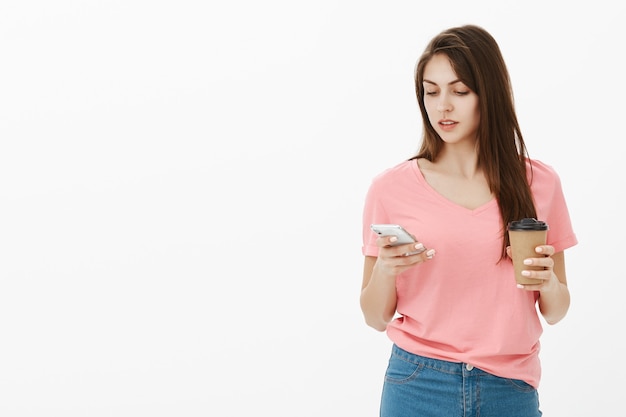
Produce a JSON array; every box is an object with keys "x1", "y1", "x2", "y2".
[{"x1": 380, "y1": 345, "x2": 542, "y2": 417}]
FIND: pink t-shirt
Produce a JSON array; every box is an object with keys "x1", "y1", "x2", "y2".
[{"x1": 362, "y1": 158, "x2": 577, "y2": 388}]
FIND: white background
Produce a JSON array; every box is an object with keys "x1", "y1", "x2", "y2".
[{"x1": 0, "y1": 1, "x2": 623, "y2": 416}]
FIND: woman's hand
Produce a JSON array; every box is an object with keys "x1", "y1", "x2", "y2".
[
  {"x1": 506, "y1": 244, "x2": 571, "y2": 324},
  {"x1": 506, "y1": 244, "x2": 559, "y2": 292},
  {"x1": 374, "y1": 235, "x2": 436, "y2": 277}
]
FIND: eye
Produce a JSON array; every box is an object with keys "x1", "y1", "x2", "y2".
[
  {"x1": 455, "y1": 91, "x2": 470, "y2": 96},
  {"x1": 425, "y1": 90, "x2": 438, "y2": 96}
]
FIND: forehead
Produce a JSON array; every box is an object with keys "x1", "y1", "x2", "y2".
[{"x1": 422, "y1": 54, "x2": 459, "y2": 84}]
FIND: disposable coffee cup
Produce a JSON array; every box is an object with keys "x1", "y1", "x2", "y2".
[{"x1": 507, "y1": 218, "x2": 549, "y2": 285}]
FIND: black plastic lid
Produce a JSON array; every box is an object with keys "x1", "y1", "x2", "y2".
[{"x1": 507, "y1": 218, "x2": 549, "y2": 231}]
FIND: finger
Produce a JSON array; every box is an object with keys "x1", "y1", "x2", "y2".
[
  {"x1": 407, "y1": 247, "x2": 435, "y2": 260},
  {"x1": 400, "y1": 243, "x2": 426, "y2": 257},
  {"x1": 523, "y1": 256, "x2": 554, "y2": 269},
  {"x1": 535, "y1": 245, "x2": 555, "y2": 256},
  {"x1": 376, "y1": 236, "x2": 398, "y2": 248},
  {"x1": 516, "y1": 282, "x2": 544, "y2": 291},
  {"x1": 378, "y1": 242, "x2": 424, "y2": 259},
  {"x1": 401, "y1": 248, "x2": 436, "y2": 266},
  {"x1": 520, "y1": 268, "x2": 552, "y2": 281}
]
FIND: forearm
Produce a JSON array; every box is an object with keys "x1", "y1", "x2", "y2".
[
  {"x1": 360, "y1": 265, "x2": 398, "y2": 331},
  {"x1": 538, "y1": 273, "x2": 570, "y2": 325}
]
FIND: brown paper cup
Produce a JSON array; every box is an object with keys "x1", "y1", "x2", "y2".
[{"x1": 508, "y1": 219, "x2": 549, "y2": 285}]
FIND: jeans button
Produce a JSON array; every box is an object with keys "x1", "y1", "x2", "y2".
[{"x1": 466, "y1": 364, "x2": 474, "y2": 371}]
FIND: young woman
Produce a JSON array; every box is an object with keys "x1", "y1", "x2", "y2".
[{"x1": 360, "y1": 25, "x2": 577, "y2": 417}]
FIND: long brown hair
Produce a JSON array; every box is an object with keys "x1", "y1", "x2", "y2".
[{"x1": 410, "y1": 25, "x2": 536, "y2": 259}]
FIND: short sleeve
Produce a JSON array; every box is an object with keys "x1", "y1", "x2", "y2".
[
  {"x1": 361, "y1": 179, "x2": 387, "y2": 257},
  {"x1": 531, "y1": 161, "x2": 578, "y2": 253}
]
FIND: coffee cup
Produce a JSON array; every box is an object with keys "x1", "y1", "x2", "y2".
[{"x1": 507, "y1": 218, "x2": 549, "y2": 285}]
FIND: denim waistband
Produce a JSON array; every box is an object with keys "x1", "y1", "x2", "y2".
[{"x1": 391, "y1": 344, "x2": 487, "y2": 376}]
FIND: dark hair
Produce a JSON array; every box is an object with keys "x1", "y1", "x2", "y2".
[{"x1": 410, "y1": 25, "x2": 536, "y2": 259}]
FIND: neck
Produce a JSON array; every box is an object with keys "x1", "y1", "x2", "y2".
[{"x1": 436, "y1": 145, "x2": 481, "y2": 179}]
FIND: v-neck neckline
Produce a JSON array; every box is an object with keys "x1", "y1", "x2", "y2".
[{"x1": 410, "y1": 159, "x2": 498, "y2": 215}]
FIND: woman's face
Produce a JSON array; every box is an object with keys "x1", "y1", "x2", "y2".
[{"x1": 422, "y1": 54, "x2": 480, "y2": 146}]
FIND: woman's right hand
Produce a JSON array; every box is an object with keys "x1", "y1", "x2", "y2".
[{"x1": 374, "y1": 235, "x2": 436, "y2": 277}]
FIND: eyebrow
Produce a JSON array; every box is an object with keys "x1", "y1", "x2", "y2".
[{"x1": 423, "y1": 79, "x2": 464, "y2": 86}]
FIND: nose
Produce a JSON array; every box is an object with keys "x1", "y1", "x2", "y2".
[{"x1": 436, "y1": 95, "x2": 452, "y2": 114}]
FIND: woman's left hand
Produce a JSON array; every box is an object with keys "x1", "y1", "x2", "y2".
[{"x1": 506, "y1": 245, "x2": 560, "y2": 292}]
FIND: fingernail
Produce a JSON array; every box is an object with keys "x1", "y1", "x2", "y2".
[
  {"x1": 415, "y1": 243, "x2": 424, "y2": 250},
  {"x1": 426, "y1": 249, "x2": 436, "y2": 259},
  {"x1": 521, "y1": 270, "x2": 530, "y2": 276},
  {"x1": 536, "y1": 247, "x2": 543, "y2": 253},
  {"x1": 389, "y1": 236, "x2": 397, "y2": 242},
  {"x1": 517, "y1": 284, "x2": 524, "y2": 289},
  {"x1": 523, "y1": 259, "x2": 532, "y2": 265}
]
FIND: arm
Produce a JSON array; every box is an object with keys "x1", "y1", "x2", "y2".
[
  {"x1": 360, "y1": 256, "x2": 398, "y2": 331},
  {"x1": 360, "y1": 237, "x2": 435, "y2": 331}
]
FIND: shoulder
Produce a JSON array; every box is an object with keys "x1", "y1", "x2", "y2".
[
  {"x1": 526, "y1": 158, "x2": 568, "y2": 203},
  {"x1": 370, "y1": 159, "x2": 415, "y2": 186},
  {"x1": 526, "y1": 158, "x2": 562, "y2": 186},
  {"x1": 365, "y1": 159, "x2": 417, "y2": 202}
]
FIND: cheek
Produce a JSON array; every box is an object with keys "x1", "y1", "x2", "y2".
[
  {"x1": 472, "y1": 107, "x2": 481, "y2": 125},
  {"x1": 423, "y1": 99, "x2": 438, "y2": 120},
  {"x1": 463, "y1": 100, "x2": 480, "y2": 125},
  {"x1": 470, "y1": 99, "x2": 480, "y2": 115}
]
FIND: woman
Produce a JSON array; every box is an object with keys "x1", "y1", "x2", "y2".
[{"x1": 360, "y1": 25, "x2": 577, "y2": 416}]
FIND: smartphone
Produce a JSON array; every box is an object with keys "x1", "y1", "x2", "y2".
[
  {"x1": 371, "y1": 224, "x2": 425, "y2": 256},
  {"x1": 370, "y1": 224, "x2": 416, "y2": 246}
]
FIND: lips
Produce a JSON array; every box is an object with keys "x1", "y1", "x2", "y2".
[{"x1": 438, "y1": 119, "x2": 457, "y2": 131}]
